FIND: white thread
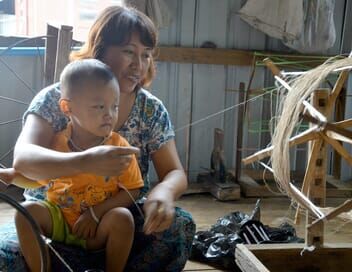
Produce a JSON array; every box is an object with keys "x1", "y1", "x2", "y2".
[
  {"x1": 89, "y1": 206, "x2": 100, "y2": 224},
  {"x1": 117, "y1": 182, "x2": 145, "y2": 220},
  {"x1": 300, "y1": 245, "x2": 316, "y2": 256},
  {"x1": 42, "y1": 236, "x2": 74, "y2": 272},
  {"x1": 174, "y1": 89, "x2": 274, "y2": 132}
]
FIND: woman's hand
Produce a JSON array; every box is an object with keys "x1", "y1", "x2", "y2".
[
  {"x1": 142, "y1": 140, "x2": 188, "y2": 235},
  {"x1": 81, "y1": 145, "x2": 140, "y2": 177},
  {"x1": 143, "y1": 190, "x2": 175, "y2": 235}
]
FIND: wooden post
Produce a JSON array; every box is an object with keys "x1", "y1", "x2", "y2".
[
  {"x1": 210, "y1": 128, "x2": 226, "y2": 182},
  {"x1": 54, "y1": 25, "x2": 73, "y2": 83},
  {"x1": 235, "y1": 82, "x2": 245, "y2": 180},
  {"x1": 305, "y1": 89, "x2": 329, "y2": 247},
  {"x1": 333, "y1": 87, "x2": 346, "y2": 179},
  {"x1": 44, "y1": 24, "x2": 58, "y2": 87}
]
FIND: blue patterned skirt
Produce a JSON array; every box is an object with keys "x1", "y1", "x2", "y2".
[{"x1": 0, "y1": 204, "x2": 195, "y2": 272}]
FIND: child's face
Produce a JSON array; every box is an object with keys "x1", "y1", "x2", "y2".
[{"x1": 69, "y1": 80, "x2": 119, "y2": 137}]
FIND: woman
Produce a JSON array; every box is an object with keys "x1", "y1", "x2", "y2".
[{"x1": 1, "y1": 5, "x2": 195, "y2": 272}]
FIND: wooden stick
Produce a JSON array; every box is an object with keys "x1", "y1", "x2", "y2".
[
  {"x1": 289, "y1": 182, "x2": 324, "y2": 219},
  {"x1": 326, "y1": 130, "x2": 352, "y2": 145},
  {"x1": 334, "y1": 118, "x2": 352, "y2": 128},
  {"x1": 320, "y1": 132, "x2": 352, "y2": 165},
  {"x1": 325, "y1": 124, "x2": 352, "y2": 142},
  {"x1": 308, "y1": 199, "x2": 352, "y2": 234},
  {"x1": 302, "y1": 101, "x2": 327, "y2": 125},
  {"x1": 303, "y1": 113, "x2": 352, "y2": 141},
  {"x1": 326, "y1": 70, "x2": 349, "y2": 112},
  {"x1": 263, "y1": 58, "x2": 283, "y2": 77},
  {"x1": 242, "y1": 127, "x2": 318, "y2": 165},
  {"x1": 255, "y1": 158, "x2": 324, "y2": 219}
]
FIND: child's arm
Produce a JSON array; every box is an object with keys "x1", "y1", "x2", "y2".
[
  {"x1": 72, "y1": 188, "x2": 140, "y2": 239},
  {"x1": 89, "y1": 188, "x2": 141, "y2": 221},
  {"x1": 0, "y1": 168, "x2": 41, "y2": 189}
]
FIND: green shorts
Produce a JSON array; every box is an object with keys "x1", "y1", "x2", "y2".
[{"x1": 41, "y1": 200, "x2": 86, "y2": 249}]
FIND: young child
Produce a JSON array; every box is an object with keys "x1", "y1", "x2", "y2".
[{"x1": 14, "y1": 59, "x2": 144, "y2": 272}]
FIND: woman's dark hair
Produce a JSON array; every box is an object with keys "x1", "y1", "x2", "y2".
[{"x1": 70, "y1": 5, "x2": 158, "y2": 87}]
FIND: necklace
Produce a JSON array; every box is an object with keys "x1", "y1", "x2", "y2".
[{"x1": 68, "y1": 136, "x2": 109, "y2": 152}]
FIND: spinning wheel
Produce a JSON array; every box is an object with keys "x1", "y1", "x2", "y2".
[
  {"x1": 234, "y1": 56, "x2": 352, "y2": 272},
  {"x1": 242, "y1": 56, "x2": 352, "y2": 248}
]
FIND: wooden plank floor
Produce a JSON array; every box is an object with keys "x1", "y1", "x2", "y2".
[{"x1": 1, "y1": 187, "x2": 352, "y2": 271}]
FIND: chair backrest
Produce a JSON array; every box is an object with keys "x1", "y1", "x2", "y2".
[{"x1": 44, "y1": 24, "x2": 73, "y2": 86}]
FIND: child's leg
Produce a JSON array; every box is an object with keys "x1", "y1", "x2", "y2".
[
  {"x1": 15, "y1": 201, "x2": 53, "y2": 271},
  {"x1": 86, "y1": 207, "x2": 134, "y2": 272}
]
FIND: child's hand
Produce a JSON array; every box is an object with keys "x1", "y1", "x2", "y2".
[
  {"x1": 72, "y1": 209, "x2": 98, "y2": 239},
  {"x1": 82, "y1": 145, "x2": 140, "y2": 177},
  {"x1": 0, "y1": 168, "x2": 16, "y2": 186},
  {"x1": 0, "y1": 168, "x2": 41, "y2": 189}
]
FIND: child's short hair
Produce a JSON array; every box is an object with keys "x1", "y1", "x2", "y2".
[{"x1": 60, "y1": 59, "x2": 117, "y2": 98}]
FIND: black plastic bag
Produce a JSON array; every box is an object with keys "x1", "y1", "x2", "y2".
[{"x1": 190, "y1": 199, "x2": 304, "y2": 270}]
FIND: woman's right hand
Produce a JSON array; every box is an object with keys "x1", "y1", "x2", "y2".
[{"x1": 81, "y1": 145, "x2": 140, "y2": 177}]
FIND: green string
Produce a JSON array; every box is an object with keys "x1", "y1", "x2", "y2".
[
  {"x1": 244, "y1": 53, "x2": 344, "y2": 134},
  {"x1": 248, "y1": 120, "x2": 309, "y2": 134}
]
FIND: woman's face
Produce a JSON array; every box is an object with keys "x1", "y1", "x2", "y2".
[{"x1": 102, "y1": 32, "x2": 153, "y2": 94}]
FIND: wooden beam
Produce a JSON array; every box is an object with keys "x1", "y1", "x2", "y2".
[
  {"x1": 305, "y1": 90, "x2": 328, "y2": 248},
  {"x1": 155, "y1": 47, "x2": 329, "y2": 66},
  {"x1": 236, "y1": 244, "x2": 270, "y2": 272},
  {"x1": 294, "y1": 139, "x2": 323, "y2": 224},
  {"x1": 308, "y1": 199, "x2": 352, "y2": 235},
  {"x1": 333, "y1": 87, "x2": 346, "y2": 179},
  {"x1": 156, "y1": 47, "x2": 254, "y2": 65},
  {"x1": 321, "y1": 132, "x2": 352, "y2": 165},
  {"x1": 334, "y1": 118, "x2": 352, "y2": 128},
  {"x1": 236, "y1": 243, "x2": 352, "y2": 272},
  {"x1": 326, "y1": 70, "x2": 349, "y2": 112},
  {"x1": 326, "y1": 130, "x2": 352, "y2": 145}
]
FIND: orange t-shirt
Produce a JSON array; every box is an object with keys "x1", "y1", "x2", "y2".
[{"x1": 38, "y1": 124, "x2": 143, "y2": 228}]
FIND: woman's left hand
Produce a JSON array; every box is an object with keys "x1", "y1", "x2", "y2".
[{"x1": 143, "y1": 194, "x2": 175, "y2": 235}]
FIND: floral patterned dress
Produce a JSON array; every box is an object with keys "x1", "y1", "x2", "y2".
[{"x1": 0, "y1": 83, "x2": 195, "y2": 272}]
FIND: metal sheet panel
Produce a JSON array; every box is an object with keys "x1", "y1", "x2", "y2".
[{"x1": 0, "y1": 55, "x2": 42, "y2": 167}]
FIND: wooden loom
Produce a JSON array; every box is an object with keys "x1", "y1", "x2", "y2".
[{"x1": 235, "y1": 58, "x2": 352, "y2": 272}]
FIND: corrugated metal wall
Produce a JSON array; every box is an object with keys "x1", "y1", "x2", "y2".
[
  {"x1": 0, "y1": 55, "x2": 43, "y2": 167},
  {"x1": 151, "y1": 0, "x2": 349, "y2": 182},
  {"x1": 0, "y1": 0, "x2": 350, "y2": 182}
]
